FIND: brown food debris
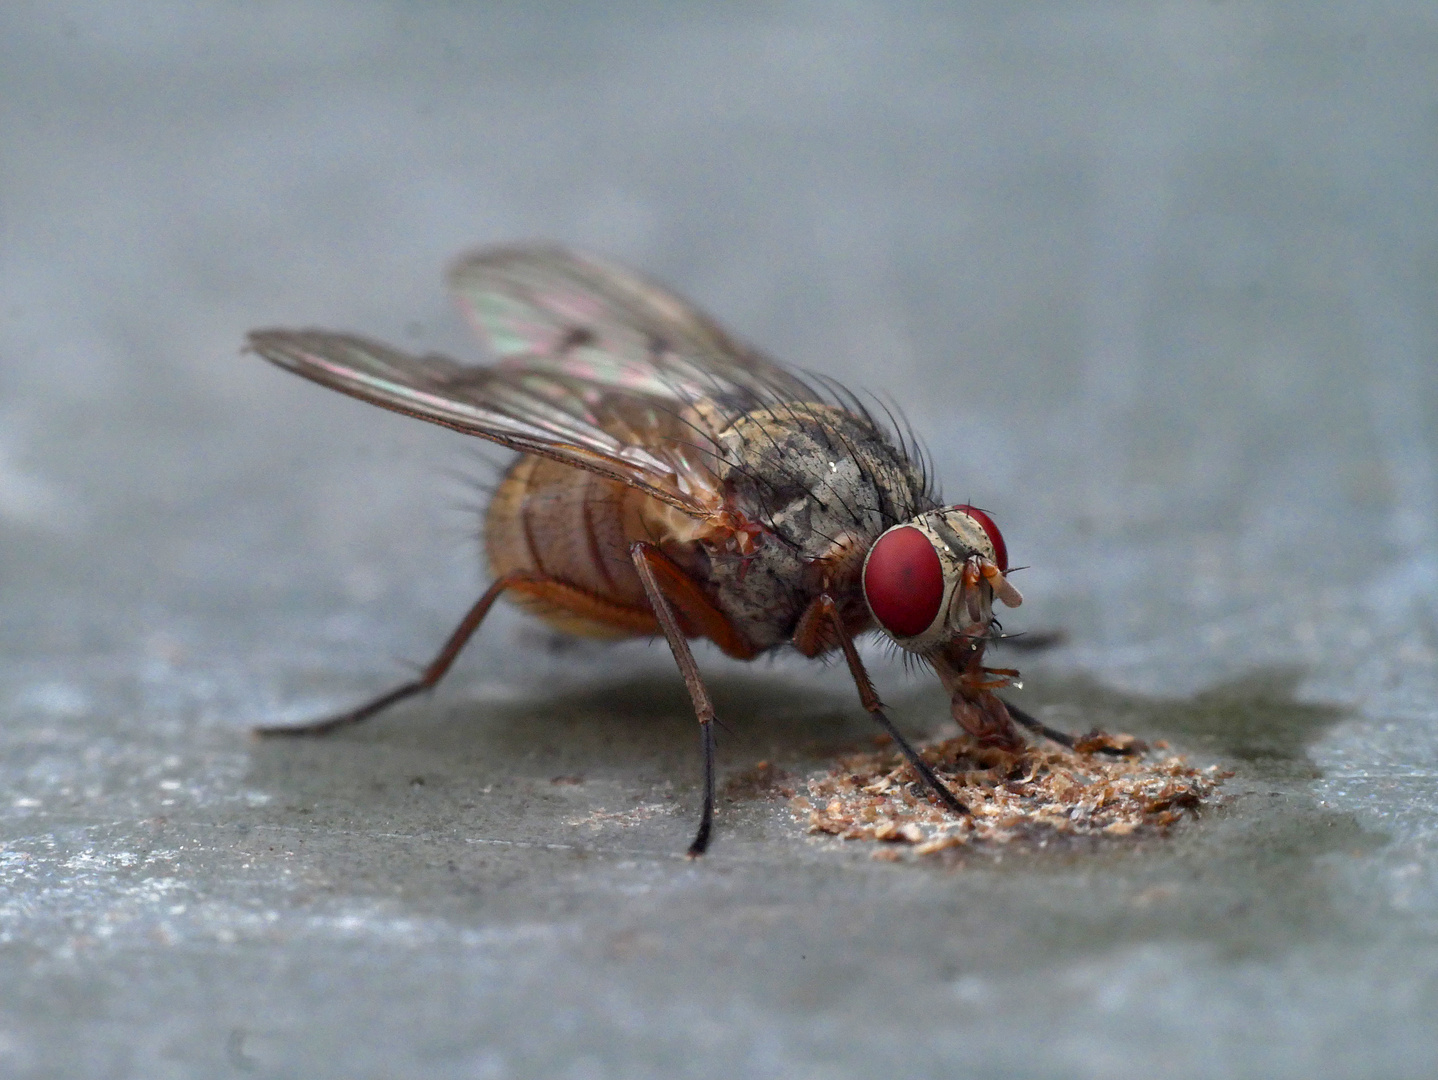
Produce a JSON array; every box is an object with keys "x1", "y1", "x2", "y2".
[
  {"x1": 794, "y1": 732, "x2": 1227, "y2": 853},
  {"x1": 1072, "y1": 731, "x2": 1148, "y2": 756}
]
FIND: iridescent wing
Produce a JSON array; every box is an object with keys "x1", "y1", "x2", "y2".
[
  {"x1": 248, "y1": 246, "x2": 820, "y2": 517},
  {"x1": 447, "y1": 245, "x2": 815, "y2": 404}
]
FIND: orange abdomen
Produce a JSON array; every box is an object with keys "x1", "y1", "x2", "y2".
[{"x1": 484, "y1": 454, "x2": 663, "y2": 638}]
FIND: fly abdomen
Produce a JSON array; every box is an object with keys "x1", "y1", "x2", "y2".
[{"x1": 484, "y1": 454, "x2": 654, "y2": 637}]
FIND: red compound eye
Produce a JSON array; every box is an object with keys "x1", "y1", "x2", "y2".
[
  {"x1": 952, "y1": 504, "x2": 1007, "y2": 573},
  {"x1": 863, "y1": 526, "x2": 945, "y2": 638}
]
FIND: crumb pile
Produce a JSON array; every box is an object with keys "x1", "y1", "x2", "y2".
[{"x1": 793, "y1": 732, "x2": 1226, "y2": 855}]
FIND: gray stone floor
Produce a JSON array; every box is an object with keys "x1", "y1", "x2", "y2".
[{"x1": 3, "y1": 4, "x2": 1436, "y2": 1077}]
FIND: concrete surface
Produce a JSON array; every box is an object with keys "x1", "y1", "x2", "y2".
[{"x1": 2, "y1": 3, "x2": 1436, "y2": 1077}]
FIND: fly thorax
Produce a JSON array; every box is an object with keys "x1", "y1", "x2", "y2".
[{"x1": 716, "y1": 403, "x2": 929, "y2": 562}]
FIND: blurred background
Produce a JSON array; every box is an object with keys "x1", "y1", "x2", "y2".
[{"x1": 2, "y1": 3, "x2": 1436, "y2": 1077}]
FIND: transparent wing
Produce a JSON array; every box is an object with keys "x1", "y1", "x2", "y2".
[
  {"x1": 250, "y1": 246, "x2": 827, "y2": 517},
  {"x1": 246, "y1": 328, "x2": 729, "y2": 515},
  {"x1": 447, "y1": 245, "x2": 817, "y2": 404}
]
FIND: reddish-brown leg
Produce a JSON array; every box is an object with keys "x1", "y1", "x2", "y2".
[
  {"x1": 255, "y1": 570, "x2": 545, "y2": 737},
  {"x1": 626, "y1": 543, "x2": 759, "y2": 660},
  {"x1": 630, "y1": 541, "x2": 724, "y2": 857},
  {"x1": 802, "y1": 595, "x2": 970, "y2": 819}
]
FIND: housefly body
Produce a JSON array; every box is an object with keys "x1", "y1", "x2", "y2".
[{"x1": 249, "y1": 245, "x2": 1077, "y2": 855}]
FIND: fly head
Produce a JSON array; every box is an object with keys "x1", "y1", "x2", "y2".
[{"x1": 860, "y1": 505, "x2": 1023, "y2": 652}]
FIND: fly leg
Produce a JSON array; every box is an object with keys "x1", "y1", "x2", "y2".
[
  {"x1": 812, "y1": 596, "x2": 970, "y2": 819},
  {"x1": 256, "y1": 570, "x2": 542, "y2": 737},
  {"x1": 1001, "y1": 700, "x2": 1143, "y2": 757},
  {"x1": 630, "y1": 542, "x2": 721, "y2": 857},
  {"x1": 1001, "y1": 700, "x2": 1076, "y2": 748}
]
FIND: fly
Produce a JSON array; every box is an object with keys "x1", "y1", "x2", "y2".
[{"x1": 248, "y1": 245, "x2": 1085, "y2": 856}]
